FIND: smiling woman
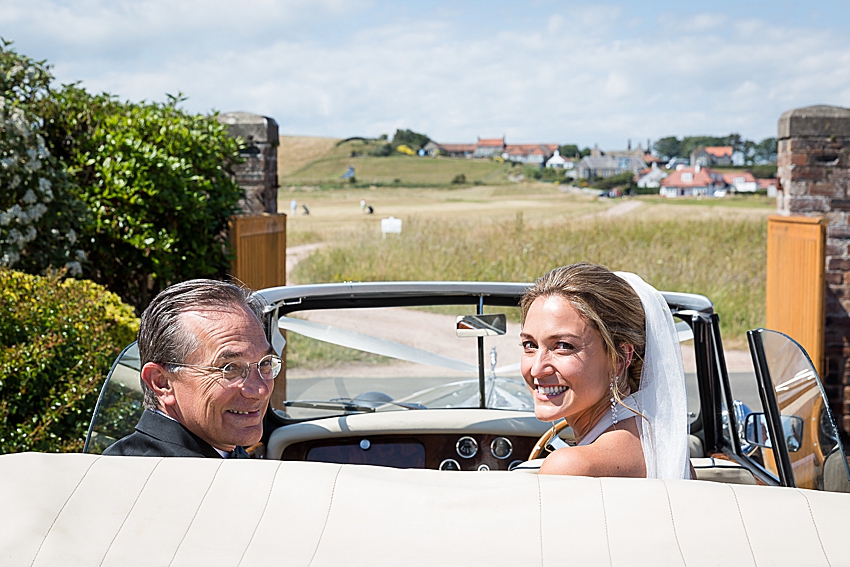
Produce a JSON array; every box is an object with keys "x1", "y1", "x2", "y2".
[{"x1": 519, "y1": 263, "x2": 691, "y2": 479}]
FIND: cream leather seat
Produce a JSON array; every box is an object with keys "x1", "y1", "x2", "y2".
[{"x1": 2, "y1": 452, "x2": 848, "y2": 567}]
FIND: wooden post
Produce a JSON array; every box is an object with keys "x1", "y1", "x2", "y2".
[
  {"x1": 228, "y1": 213, "x2": 288, "y2": 405},
  {"x1": 766, "y1": 215, "x2": 826, "y2": 377}
]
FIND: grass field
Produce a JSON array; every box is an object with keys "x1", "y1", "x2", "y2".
[
  {"x1": 278, "y1": 136, "x2": 775, "y2": 345},
  {"x1": 282, "y1": 185, "x2": 773, "y2": 345},
  {"x1": 280, "y1": 139, "x2": 512, "y2": 187}
]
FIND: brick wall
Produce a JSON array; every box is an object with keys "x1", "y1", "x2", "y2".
[{"x1": 777, "y1": 105, "x2": 850, "y2": 434}]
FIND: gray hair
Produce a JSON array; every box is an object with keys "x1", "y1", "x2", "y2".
[{"x1": 138, "y1": 279, "x2": 266, "y2": 410}]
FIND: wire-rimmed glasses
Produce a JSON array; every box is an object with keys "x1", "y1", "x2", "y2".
[{"x1": 163, "y1": 354, "x2": 282, "y2": 386}]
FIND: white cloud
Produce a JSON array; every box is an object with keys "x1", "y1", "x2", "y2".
[{"x1": 3, "y1": 1, "x2": 850, "y2": 147}]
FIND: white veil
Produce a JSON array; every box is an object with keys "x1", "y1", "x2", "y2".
[{"x1": 615, "y1": 272, "x2": 691, "y2": 480}]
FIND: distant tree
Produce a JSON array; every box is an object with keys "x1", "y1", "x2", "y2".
[
  {"x1": 653, "y1": 137, "x2": 681, "y2": 160},
  {"x1": 391, "y1": 129, "x2": 430, "y2": 151},
  {"x1": 753, "y1": 137, "x2": 778, "y2": 164},
  {"x1": 580, "y1": 147, "x2": 592, "y2": 157},
  {"x1": 679, "y1": 136, "x2": 728, "y2": 159},
  {"x1": 559, "y1": 144, "x2": 581, "y2": 158}
]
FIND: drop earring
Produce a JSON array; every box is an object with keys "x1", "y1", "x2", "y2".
[{"x1": 610, "y1": 377, "x2": 619, "y2": 424}]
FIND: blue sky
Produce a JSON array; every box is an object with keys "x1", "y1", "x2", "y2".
[{"x1": 4, "y1": 0, "x2": 850, "y2": 149}]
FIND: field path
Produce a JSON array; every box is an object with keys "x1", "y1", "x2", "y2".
[
  {"x1": 286, "y1": 243, "x2": 326, "y2": 284},
  {"x1": 590, "y1": 199, "x2": 643, "y2": 218}
]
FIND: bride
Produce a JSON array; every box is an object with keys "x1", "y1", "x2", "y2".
[{"x1": 519, "y1": 262, "x2": 692, "y2": 479}]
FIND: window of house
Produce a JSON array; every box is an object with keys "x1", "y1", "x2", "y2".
[{"x1": 681, "y1": 173, "x2": 693, "y2": 182}]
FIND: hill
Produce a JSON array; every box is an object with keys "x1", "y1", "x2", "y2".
[
  {"x1": 278, "y1": 136, "x2": 341, "y2": 178},
  {"x1": 279, "y1": 138, "x2": 512, "y2": 187}
]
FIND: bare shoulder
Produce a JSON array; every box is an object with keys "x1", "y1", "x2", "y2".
[{"x1": 539, "y1": 418, "x2": 646, "y2": 478}]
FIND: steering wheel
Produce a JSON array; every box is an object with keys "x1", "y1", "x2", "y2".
[{"x1": 528, "y1": 420, "x2": 571, "y2": 460}]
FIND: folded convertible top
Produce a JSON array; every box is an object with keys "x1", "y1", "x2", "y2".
[{"x1": 2, "y1": 452, "x2": 847, "y2": 567}]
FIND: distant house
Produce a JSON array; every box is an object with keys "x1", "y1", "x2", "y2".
[
  {"x1": 660, "y1": 165, "x2": 726, "y2": 197},
  {"x1": 432, "y1": 143, "x2": 476, "y2": 158},
  {"x1": 691, "y1": 146, "x2": 734, "y2": 167},
  {"x1": 722, "y1": 171, "x2": 758, "y2": 193},
  {"x1": 636, "y1": 162, "x2": 668, "y2": 189},
  {"x1": 473, "y1": 137, "x2": 506, "y2": 158},
  {"x1": 545, "y1": 149, "x2": 575, "y2": 170},
  {"x1": 576, "y1": 155, "x2": 647, "y2": 179},
  {"x1": 503, "y1": 143, "x2": 557, "y2": 165},
  {"x1": 423, "y1": 141, "x2": 442, "y2": 156},
  {"x1": 758, "y1": 178, "x2": 778, "y2": 197}
]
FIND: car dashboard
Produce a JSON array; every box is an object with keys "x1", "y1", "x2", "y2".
[{"x1": 267, "y1": 408, "x2": 551, "y2": 471}]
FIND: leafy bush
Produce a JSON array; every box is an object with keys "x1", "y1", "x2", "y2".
[
  {"x1": 391, "y1": 128, "x2": 429, "y2": 151},
  {"x1": 40, "y1": 86, "x2": 244, "y2": 310},
  {"x1": 0, "y1": 269, "x2": 138, "y2": 452},
  {"x1": 451, "y1": 173, "x2": 467, "y2": 184},
  {"x1": 591, "y1": 172, "x2": 637, "y2": 192},
  {"x1": 749, "y1": 164, "x2": 777, "y2": 179},
  {"x1": 0, "y1": 41, "x2": 87, "y2": 274}
]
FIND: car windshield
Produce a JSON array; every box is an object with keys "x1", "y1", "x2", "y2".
[{"x1": 275, "y1": 305, "x2": 531, "y2": 419}]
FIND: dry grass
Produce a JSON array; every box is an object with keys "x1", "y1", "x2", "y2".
[
  {"x1": 288, "y1": 191, "x2": 773, "y2": 343},
  {"x1": 277, "y1": 135, "x2": 340, "y2": 177}
]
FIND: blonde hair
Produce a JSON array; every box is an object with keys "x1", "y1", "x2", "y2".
[{"x1": 520, "y1": 262, "x2": 646, "y2": 398}]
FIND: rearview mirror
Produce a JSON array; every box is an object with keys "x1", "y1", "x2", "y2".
[
  {"x1": 456, "y1": 314, "x2": 507, "y2": 337},
  {"x1": 744, "y1": 412, "x2": 804, "y2": 453}
]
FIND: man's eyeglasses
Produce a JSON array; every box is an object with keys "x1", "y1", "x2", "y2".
[{"x1": 163, "y1": 354, "x2": 282, "y2": 386}]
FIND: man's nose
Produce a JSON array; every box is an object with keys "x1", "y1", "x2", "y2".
[{"x1": 240, "y1": 366, "x2": 272, "y2": 398}]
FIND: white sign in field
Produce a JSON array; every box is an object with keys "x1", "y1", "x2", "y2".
[{"x1": 381, "y1": 216, "x2": 402, "y2": 238}]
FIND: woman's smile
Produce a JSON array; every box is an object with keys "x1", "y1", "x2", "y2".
[{"x1": 521, "y1": 295, "x2": 612, "y2": 424}]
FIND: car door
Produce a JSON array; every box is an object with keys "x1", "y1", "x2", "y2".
[{"x1": 745, "y1": 329, "x2": 850, "y2": 491}]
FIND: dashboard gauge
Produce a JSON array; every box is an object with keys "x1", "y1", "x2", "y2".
[
  {"x1": 490, "y1": 437, "x2": 513, "y2": 459},
  {"x1": 477, "y1": 464, "x2": 490, "y2": 471},
  {"x1": 439, "y1": 458, "x2": 461, "y2": 471},
  {"x1": 456, "y1": 436, "x2": 479, "y2": 458},
  {"x1": 359, "y1": 439, "x2": 371, "y2": 450}
]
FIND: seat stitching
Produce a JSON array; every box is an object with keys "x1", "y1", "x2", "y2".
[
  {"x1": 98, "y1": 458, "x2": 165, "y2": 566},
  {"x1": 728, "y1": 485, "x2": 757, "y2": 567},
  {"x1": 166, "y1": 459, "x2": 225, "y2": 567},
  {"x1": 599, "y1": 479, "x2": 613, "y2": 567},
  {"x1": 797, "y1": 489, "x2": 832, "y2": 567},
  {"x1": 306, "y1": 464, "x2": 343, "y2": 567},
  {"x1": 30, "y1": 455, "x2": 101, "y2": 567},
  {"x1": 236, "y1": 461, "x2": 284, "y2": 567},
  {"x1": 536, "y1": 474, "x2": 543, "y2": 567},
  {"x1": 661, "y1": 480, "x2": 687, "y2": 566}
]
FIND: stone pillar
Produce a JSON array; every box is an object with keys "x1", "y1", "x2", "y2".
[
  {"x1": 777, "y1": 105, "x2": 850, "y2": 435},
  {"x1": 218, "y1": 111, "x2": 279, "y2": 214}
]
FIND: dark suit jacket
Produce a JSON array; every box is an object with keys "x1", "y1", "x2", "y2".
[{"x1": 102, "y1": 410, "x2": 247, "y2": 458}]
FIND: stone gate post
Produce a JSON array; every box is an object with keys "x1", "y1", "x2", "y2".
[
  {"x1": 218, "y1": 111, "x2": 280, "y2": 214},
  {"x1": 777, "y1": 105, "x2": 850, "y2": 437}
]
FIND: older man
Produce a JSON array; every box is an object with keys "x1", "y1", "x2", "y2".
[{"x1": 104, "y1": 279, "x2": 277, "y2": 458}]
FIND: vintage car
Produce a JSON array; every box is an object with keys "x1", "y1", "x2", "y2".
[{"x1": 2, "y1": 281, "x2": 850, "y2": 566}]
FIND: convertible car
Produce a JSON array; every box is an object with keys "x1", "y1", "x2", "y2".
[{"x1": 3, "y1": 281, "x2": 850, "y2": 566}]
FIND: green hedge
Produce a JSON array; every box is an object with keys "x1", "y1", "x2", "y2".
[{"x1": 0, "y1": 269, "x2": 138, "y2": 453}]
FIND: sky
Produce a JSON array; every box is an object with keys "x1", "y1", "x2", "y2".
[{"x1": 4, "y1": 0, "x2": 850, "y2": 149}]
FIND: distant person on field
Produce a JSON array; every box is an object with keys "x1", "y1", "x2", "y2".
[
  {"x1": 103, "y1": 280, "x2": 278, "y2": 459},
  {"x1": 290, "y1": 199, "x2": 297, "y2": 216},
  {"x1": 302, "y1": 204, "x2": 310, "y2": 215},
  {"x1": 367, "y1": 204, "x2": 374, "y2": 214}
]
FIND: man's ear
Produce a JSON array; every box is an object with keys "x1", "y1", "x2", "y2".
[{"x1": 141, "y1": 362, "x2": 177, "y2": 408}]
